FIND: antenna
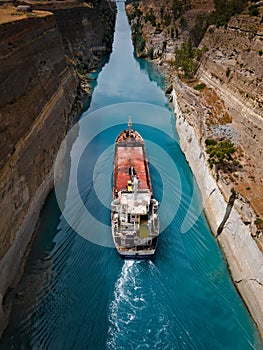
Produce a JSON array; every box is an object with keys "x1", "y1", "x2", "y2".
[{"x1": 128, "y1": 116, "x2": 132, "y2": 131}]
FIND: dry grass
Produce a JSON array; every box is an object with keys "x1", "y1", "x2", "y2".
[
  {"x1": 0, "y1": 4, "x2": 51, "y2": 25},
  {"x1": 191, "y1": 81, "x2": 232, "y2": 125}
]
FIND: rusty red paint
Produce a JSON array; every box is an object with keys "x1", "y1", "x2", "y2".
[{"x1": 115, "y1": 146, "x2": 149, "y2": 191}]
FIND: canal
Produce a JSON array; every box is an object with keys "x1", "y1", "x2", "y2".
[{"x1": 1, "y1": 1, "x2": 262, "y2": 349}]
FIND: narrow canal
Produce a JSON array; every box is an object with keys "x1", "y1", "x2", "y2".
[{"x1": 1, "y1": 1, "x2": 262, "y2": 349}]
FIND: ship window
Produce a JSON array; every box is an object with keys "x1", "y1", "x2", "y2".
[
  {"x1": 140, "y1": 214, "x2": 148, "y2": 223},
  {"x1": 130, "y1": 214, "x2": 137, "y2": 223}
]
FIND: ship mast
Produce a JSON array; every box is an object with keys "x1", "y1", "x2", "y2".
[{"x1": 128, "y1": 116, "x2": 132, "y2": 137}]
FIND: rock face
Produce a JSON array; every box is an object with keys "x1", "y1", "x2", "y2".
[
  {"x1": 126, "y1": 0, "x2": 263, "y2": 337},
  {"x1": 127, "y1": 0, "x2": 263, "y2": 219},
  {"x1": 197, "y1": 13, "x2": 263, "y2": 218},
  {"x1": 0, "y1": 1, "x2": 115, "y2": 336},
  {"x1": 55, "y1": 6, "x2": 115, "y2": 68},
  {"x1": 34, "y1": 0, "x2": 116, "y2": 69},
  {"x1": 0, "y1": 11, "x2": 79, "y2": 334},
  {"x1": 173, "y1": 87, "x2": 263, "y2": 337}
]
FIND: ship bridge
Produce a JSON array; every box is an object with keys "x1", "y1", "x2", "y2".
[{"x1": 120, "y1": 191, "x2": 151, "y2": 215}]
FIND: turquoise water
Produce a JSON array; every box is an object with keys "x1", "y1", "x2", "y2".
[{"x1": 1, "y1": 2, "x2": 262, "y2": 349}]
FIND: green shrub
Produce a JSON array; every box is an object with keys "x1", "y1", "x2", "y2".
[
  {"x1": 174, "y1": 38, "x2": 208, "y2": 78},
  {"x1": 180, "y1": 16, "x2": 187, "y2": 29},
  {"x1": 172, "y1": 0, "x2": 184, "y2": 20},
  {"x1": 148, "y1": 47, "x2": 154, "y2": 59},
  {"x1": 212, "y1": 0, "x2": 247, "y2": 27},
  {"x1": 174, "y1": 38, "x2": 198, "y2": 78},
  {"x1": 205, "y1": 139, "x2": 217, "y2": 146},
  {"x1": 131, "y1": 22, "x2": 145, "y2": 54},
  {"x1": 194, "y1": 83, "x2": 206, "y2": 91},
  {"x1": 127, "y1": 2, "x2": 143, "y2": 21},
  {"x1": 160, "y1": 7, "x2": 164, "y2": 20},
  {"x1": 76, "y1": 57, "x2": 90, "y2": 75},
  {"x1": 206, "y1": 139, "x2": 237, "y2": 169},
  {"x1": 249, "y1": 5, "x2": 259, "y2": 16},
  {"x1": 145, "y1": 12, "x2": 156, "y2": 26},
  {"x1": 190, "y1": 14, "x2": 208, "y2": 47},
  {"x1": 163, "y1": 14, "x2": 171, "y2": 27}
]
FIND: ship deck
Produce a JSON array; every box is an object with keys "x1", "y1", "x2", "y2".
[{"x1": 115, "y1": 144, "x2": 150, "y2": 192}]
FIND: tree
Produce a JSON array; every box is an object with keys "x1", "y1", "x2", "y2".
[
  {"x1": 205, "y1": 139, "x2": 237, "y2": 169},
  {"x1": 174, "y1": 38, "x2": 197, "y2": 78}
]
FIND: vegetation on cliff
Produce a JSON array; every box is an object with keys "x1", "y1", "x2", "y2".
[
  {"x1": 205, "y1": 138, "x2": 238, "y2": 171},
  {"x1": 173, "y1": 0, "x2": 250, "y2": 77},
  {"x1": 173, "y1": 38, "x2": 208, "y2": 78},
  {"x1": 127, "y1": 0, "x2": 255, "y2": 73},
  {"x1": 126, "y1": 0, "x2": 263, "y2": 242}
]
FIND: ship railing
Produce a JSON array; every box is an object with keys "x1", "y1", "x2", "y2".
[{"x1": 111, "y1": 203, "x2": 120, "y2": 212}]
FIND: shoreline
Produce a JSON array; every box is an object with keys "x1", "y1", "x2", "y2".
[{"x1": 171, "y1": 87, "x2": 263, "y2": 338}]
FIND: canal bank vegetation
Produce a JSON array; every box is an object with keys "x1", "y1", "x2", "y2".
[
  {"x1": 131, "y1": 21, "x2": 146, "y2": 56},
  {"x1": 205, "y1": 138, "x2": 239, "y2": 171},
  {"x1": 173, "y1": 38, "x2": 208, "y2": 79},
  {"x1": 127, "y1": 1, "x2": 263, "y2": 336},
  {"x1": 172, "y1": 0, "x2": 249, "y2": 78},
  {"x1": 127, "y1": 0, "x2": 252, "y2": 68}
]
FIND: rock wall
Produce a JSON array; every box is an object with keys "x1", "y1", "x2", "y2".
[
  {"x1": 172, "y1": 86, "x2": 263, "y2": 337},
  {"x1": 197, "y1": 13, "x2": 263, "y2": 218},
  {"x1": 127, "y1": 1, "x2": 263, "y2": 219},
  {"x1": 125, "y1": 0, "x2": 263, "y2": 338},
  {"x1": 0, "y1": 1, "x2": 116, "y2": 335},
  {"x1": 33, "y1": 0, "x2": 116, "y2": 69},
  {"x1": 0, "y1": 11, "x2": 79, "y2": 333},
  {"x1": 53, "y1": 3, "x2": 115, "y2": 69}
]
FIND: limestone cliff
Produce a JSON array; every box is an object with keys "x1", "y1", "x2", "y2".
[
  {"x1": 0, "y1": 9, "x2": 77, "y2": 333},
  {"x1": 197, "y1": 13, "x2": 263, "y2": 220},
  {"x1": 32, "y1": 0, "x2": 116, "y2": 69},
  {"x1": 126, "y1": 0, "x2": 263, "y2": 336},
  {"x1": 126, "y1": 0, "x2": 263, "y2": 247},
  {"x1": 0, "y1": 1, "x2": 115, "y2": 336}
]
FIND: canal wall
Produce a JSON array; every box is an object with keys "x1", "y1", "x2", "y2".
[
  {"x1": 0, "y1": 1, "x2": 115, "y2": 336},
  {"x1": 0, "y1": 10, "x2": 78, "y2": 335},
  {"x1": 172, "y1": 87, "x2": 263, "y2": 337}
]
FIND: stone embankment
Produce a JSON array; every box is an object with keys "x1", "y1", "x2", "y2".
[{"x1": 0, "y1": 1, "x2": 115, "y2": 336}]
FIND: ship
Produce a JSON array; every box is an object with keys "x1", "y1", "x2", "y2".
[{"x1": 111, "y1": 118, "x2": 160, "y2": 258}]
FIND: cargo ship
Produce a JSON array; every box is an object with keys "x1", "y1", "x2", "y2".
[{"x1": 111, "y1": 118, "x2": 159, "y2": 258}]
